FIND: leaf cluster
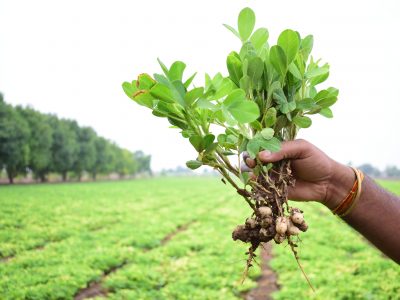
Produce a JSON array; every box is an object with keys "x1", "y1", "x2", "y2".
[{"x1": 123, "y1": 7, "x2": 338, "y2": 185}]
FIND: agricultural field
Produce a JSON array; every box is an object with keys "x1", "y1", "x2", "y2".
[{"x1": 0, "y1": 178, "x2": 399, "y2": 300}]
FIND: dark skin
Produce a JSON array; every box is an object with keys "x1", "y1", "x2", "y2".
[{"x1": 244, "y1": 139, "x2": 400, "y2": 264}]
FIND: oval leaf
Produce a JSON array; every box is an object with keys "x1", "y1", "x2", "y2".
[
  {"x1": 250, "y1": 28, "x2": 269, "y2": 51},
  {"x1": 293, "y1": 116, "x2": 312, "y2": 128},
  {"x1": 269, "y1": 45, "x2": 287, "y2": 78},
  {"x1": 238, "y1": 7, "x2": 256, "y2": 41},
  {"x1": 260, "y1": 128, "x2": 274, "y2": 140},
  {"x1": 227, "y1": 100, "x2": 260, "y2": 124},
  {"x1": 277, "y1": 29, "x2": 300, "y2": 64},
  {"x1": 186, "y1": 160, "x2": 202, "y2": 170}
]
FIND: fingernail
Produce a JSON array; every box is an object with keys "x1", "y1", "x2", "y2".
[{"x1": 259, "y1": 150, "x2": 271, "y2": 160}]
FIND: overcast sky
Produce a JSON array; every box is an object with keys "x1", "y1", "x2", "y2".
[{"x1": 1, "y1": 0, "x2": 399, "y2": 171}]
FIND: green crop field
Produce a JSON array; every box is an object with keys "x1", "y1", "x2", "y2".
[{"x1": 0, "y1": 178, "x2": 399, "y2": 300}]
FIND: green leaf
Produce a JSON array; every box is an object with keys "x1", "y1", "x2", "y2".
[
  {"x1": 169, "y1": 61, "x2": 186, "y2": 82},
  {"x1": 239, "y1": 172, "x2": 250, "y2": 184},
  {"x1": 226, "y1": 52, "x2": 243, "y2": 86},
  {"x1": 277, "y1": 29, "x2": 300, "y2": 64},
  {"x1": 228, "y1": 101, "x2": 259, "y2": 124},
  {"x1": 264, "y1": 107, "x2": 277, "y2": 127},
  {"x1": 154, "y1": 73, "x2": 170, "y2": 86},
  {"x1": 296, "y1": 98, "x2": 315, "y2": 110},
  {"x1": 305, "y1": 65, "x2": 329, "y2": 79},
  {"x1": 213, "y1": 78, "x2": 234, "y2": 100},
  {"x1": 150, "y1": 84, "x2": 175, "y2": 103},
  {"x1": 239, "y1": 75, "x2": 251, "y2": 91},
  {"x1": 293, "y1": 115, "x2": 312, "y2": 128},
  {"x1": 250, "y1": 28, "x2": 269, "y2": 51},
  {"x1": 189, "y1": 135, "x2": 204, "y2": 152},
  {"x1": 137, "y1": 73, "x2": 156, "y2": 90},
  {"x1": 246, "y1": 138, "x2": 260, "y2": 159},
  {"x1": 132, "y1": 90, "x2": 155, "y2": 108},
  {"x1": 203, "y1": 134, "x2": 215, "y2": 149},
  {"x1": 183, "y1": 72, "x2": 197, "y2": 88},
  {"x1": 122, "y1": 82, "x2": 138, "y2": 100},
  {"x1": 274, "y1": 115, "x2": 288, "y2": 132},
  {"x1": 184, "y1": 87, "x2": 204, "y2": 106},
  {"x1": 247, "y1": 57, "x2": 264, "y2": 86},
  {"x1": 224, "y1": 89, "x2": 246, "y2": 106},
  {"x1": 172, "y1": 80, "x2": 186, "y2": 100},
  {"x1": 239, "y1": 42, "x2": 257, "y2": 60},
  {"x1": 238, "y1": 7, "x2": 255, "y2": 41},
  {"x1": 269, "y1": 45, "x2": 287, "y2": 78},
  {"x1": 300, "y1": 35, "x2": 314, "y2": 61},
  {"x1": 258, "y1": 137, "x2": 281, "y2": 152},
  {"x1": 318, "y1": 97, "x2": 337, "y2": 108},
  {"x1": 314, "y1": 89, "x2": 337, "y2": 108},
  {"x1": 319, "y1": 107, "x2": 333, "y2": 118},
  {"x1": 250, "y1": 120, "x2": 262, "y2": 131},
  {"x1": 247, "y1": 136, "x2": 281, "y2": 158},
  {"x1": 186, "y1": 160, "x2": 202, "y2": 170},
  {"x1": 157, "y1": 58, "x2": 169, "y2": 77},
  {"x1": 327, "y1": 87, "x2": 339, "y2": 97},
  {"x1": 260, "y1": 128, "x2": 274, "y2": 140},
  {"x1": 288, "y1": 63, "x2": 302, "y2": 80},
  {"x1": 168, "y1": 116, "x2": 187, "y2": 129},
  {"x1": 223, "y1": 24, "x2": 240, "y2": 39},
  {"x1": 222, "y1": 107, "x2": 237, "y2": 126}
]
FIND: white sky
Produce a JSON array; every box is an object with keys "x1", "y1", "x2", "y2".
[{"x1": 1, "y1": 0, "x2": 399, "y2": 171}]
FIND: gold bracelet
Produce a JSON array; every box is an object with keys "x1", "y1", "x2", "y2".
[{"x1": 339, "y1": 167, "x2": 364, "y2": 217}]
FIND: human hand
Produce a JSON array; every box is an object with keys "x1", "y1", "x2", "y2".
[{"x1": 243, "y1": 139, "x2": 355, "y2": 209}]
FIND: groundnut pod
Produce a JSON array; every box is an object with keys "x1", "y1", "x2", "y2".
[
  {"x1": 258, "y1": 206, "x2": 272, "y2": 218},
  {"x1": 245, "y1": 218, "x2": 257, "y2": 229},
  {"x1": 274, "y1": 233, "x2": 286, "y2": 244},
  {"x1": 291, "y1": 212, "x2": 304, "y2": 225},
  {"x1": 275, "y1": 217, "x2": 288, "y2": 235}
]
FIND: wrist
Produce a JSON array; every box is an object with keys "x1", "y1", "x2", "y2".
[{"x1": 324, "y1": 162, "x2": 356, "y2": 210}]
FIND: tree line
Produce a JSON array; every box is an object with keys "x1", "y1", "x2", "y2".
[
  {"x1": 0, "y1": 94, "x2": 151, "y2": 184},
  {"x1": 357, "y1": 163, "x2": 400, "y2": 178}
]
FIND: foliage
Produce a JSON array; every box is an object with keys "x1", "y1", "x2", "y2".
[
  {"x1": 16, "y1": 107, "x2": 53, "y2": 181},
  {"x1": 89, "y1": 137, "x2": 114, "y2": 179},
  {"x1": 0, "y1": 97, "x2": 151, "y2": 183},
  {"x1": 1, "y1": 178, "x2": 399, "y2": 299},
  {"x1": 384, "y1": 165, "x2": 400, "y2": 178},
  {"x1": 0, "y1": 100, "x2": 30, "y2": 183},
  {"x1": 122, "y1": 7, "x2": 337, "y2": 198},
  {"x1": 49, "y1": 118, "x2": 80, "y2": 181},
  {"x1": 71, "y1": 126, "x2": 97, "y2": 180}
]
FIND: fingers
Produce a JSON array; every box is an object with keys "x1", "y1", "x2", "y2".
[
  {"x1": 258, "y1": 139, "x2": 311, "y2": 163},
  {"x1": 242, "y1": 152, "x2": 256, "y2": 169}
]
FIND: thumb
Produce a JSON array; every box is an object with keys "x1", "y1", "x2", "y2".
[{"x1": 258, "y1": 139, "x2": 311, "y2": 163}]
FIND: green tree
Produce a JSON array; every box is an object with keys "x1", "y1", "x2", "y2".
[
  {"x1": 89, "y1": 137, "x2": 114, "y2": 180},
  {"x1": 0, "y1": 98, "x2": 30, "y2": 183},
  {"x1": 134, "y1": 150, "x2": 152, "y2": 175},
  {"x1": 17, "y1": 107, "x2": 53, "y2": 182},
  {"x1": 72, "y1": 126, "x2": 97, "y2": 181},
  {"x1": 50, "y1": 118, "x2": 79, "y2": 181},
  {"x1": 113, "y1": 147, "x2": 137, "y2": 178},
  {"x1": 385, "y1": 165, "x2": 400, "y2": 178},
  {"x1": 358, "y1": 163, "x2": 381, "y2": 178}
]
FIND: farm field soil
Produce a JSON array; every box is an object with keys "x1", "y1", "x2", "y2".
[{"x1": 0, "y1": 178, "x2": 399, "y2": 299}]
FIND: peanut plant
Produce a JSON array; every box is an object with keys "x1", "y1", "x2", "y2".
[{"x1": 122, "y1": 7, "x2": 338, "y2": 286}]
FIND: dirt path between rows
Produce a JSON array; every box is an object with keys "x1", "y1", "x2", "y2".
[
  {"x1": 244, "y1": 242, "x2": 279, "y2": 300},
  {"x1": 74, "y1": 220, "x2": 196, "y2": 300}
]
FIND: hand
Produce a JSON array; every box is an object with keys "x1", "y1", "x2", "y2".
[{"x1": 243, "y1": 139, "x2": 355, "y2": 209}]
